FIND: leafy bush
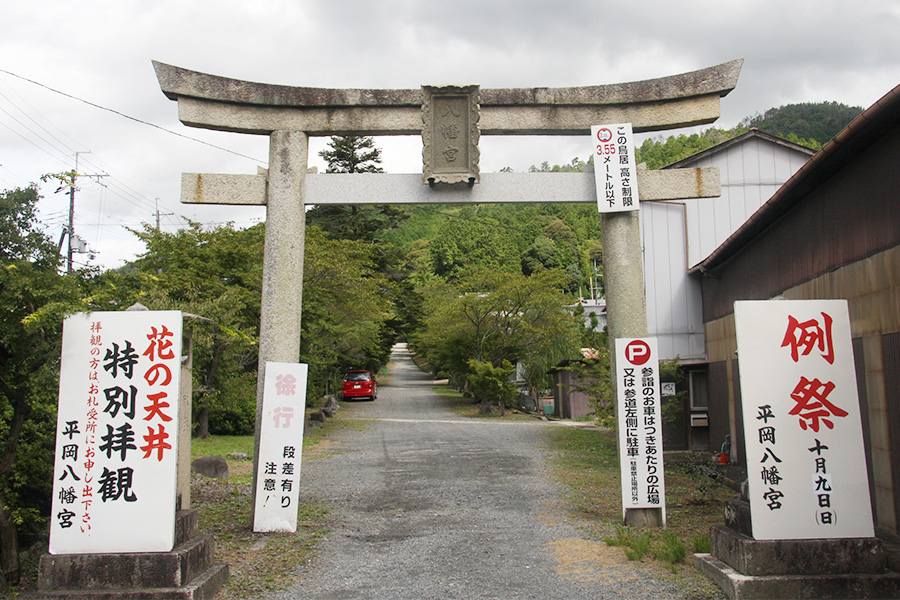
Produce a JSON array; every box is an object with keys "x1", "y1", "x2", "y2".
[{"x1": 466, "y1": 359, "x2": 517, "y2": 410}]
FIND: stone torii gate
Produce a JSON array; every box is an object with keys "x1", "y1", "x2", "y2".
[{"x1": 154, "y1": 59, "x2": 742, "y2": 526}]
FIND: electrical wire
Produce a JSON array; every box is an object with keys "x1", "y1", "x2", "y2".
[{"x1": 0, "y1": 68, "x2": 266, "y2": 164}]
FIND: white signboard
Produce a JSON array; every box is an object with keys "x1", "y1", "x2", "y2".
[
  {"x1": 615, "y1": 337, "x2": 666, "y2": 522},
  {"x1": 735, "y1": 300, "x2": 874, "y2": 540},
  {"x1": 49, "y1": 311, "x2": 182, "y2": 554},
  {"x1": 253, "y1": 362, "x2": 308, "y2": 532},
  {"x1": 591, "y1": 123, "x2": 639, "y2": 213}
]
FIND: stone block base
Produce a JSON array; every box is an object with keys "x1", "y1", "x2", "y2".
[
  {"x1": 695, "y1": 553, "x2": 900, "y2": 600},
  {"x1": 696, "y1": 525, "x2": 900, "y2": 599},
  {"x1": 27, "y1": 510, "x2": 228, "y2": 600},
  {"x1": 710, "y1": 524, "x2": 886, "y2": 576}
]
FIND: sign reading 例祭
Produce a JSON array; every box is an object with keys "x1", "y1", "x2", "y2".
[
  {"x1": 253, "y1": 362, "x2": 308, "y2": 533},
  {"x1": 49, "y1": 311, "x2": 182, "y2": 554},
  {"x1": 734, "y1": 300, "x2": 874, "y2": 540},
  {"x1": 591, "y1": 123, "x2": 639, "y2": 213},
  {"x1": 615, "y1": 337, "x2": 666, "y2": 523}
]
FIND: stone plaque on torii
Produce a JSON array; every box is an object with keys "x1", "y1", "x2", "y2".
[{"x1": 154, "y1": 59, "x2": 742, "y2": 526}]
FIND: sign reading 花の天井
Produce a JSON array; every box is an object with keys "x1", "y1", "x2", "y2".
[
  {"x1": 735, "y1": 300, "x2": 874, "y2": 540},
  {"x1": 253, "y1": 362, "x2": 308, "y2": 533},
  {"x1": 615, "y1": 337, "x2": 666, "y2": 522},
  {"x1": 49, "y1": 311, "x2": 182, "y2": 554},
  {"x1": 591, "y1": 123, "x2": 639, "y2": 213}
]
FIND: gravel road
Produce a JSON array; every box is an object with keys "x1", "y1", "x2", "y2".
[{"x1": 264, "y1": 344, "x2": 683, "y2": 600}]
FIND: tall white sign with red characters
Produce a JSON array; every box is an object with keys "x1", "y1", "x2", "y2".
[
  {"x1": 734, "y1": 300, "x2": 874, "y2": 540},
  {"x1": 253, "y1": 362, "x2": 308, "y2": 533},
  {"x1": 591, "y1": 123, "x2": 639, "y2": 213},
  {"x1": 49, "y1": 311, "x2": 182, "y2": 554},
  {"x1": 615, "y1": 337, "x2": 666, "y2": 523}
]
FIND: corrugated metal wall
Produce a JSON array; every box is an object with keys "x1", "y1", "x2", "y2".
[
  {"x1": 881, "y1": 333, "x2": 900, "y2": 530},
  {"x1": 642, "y1": 135, "x2": 811, "y2": 362}
]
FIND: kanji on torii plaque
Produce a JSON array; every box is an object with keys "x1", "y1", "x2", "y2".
[{"x1": 153, "y1": 59, "x2": 742, "y2": 524}]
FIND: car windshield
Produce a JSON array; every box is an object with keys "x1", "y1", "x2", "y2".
[{"x1": 344, "y1": 372, "x2": 371, "y2": 382}]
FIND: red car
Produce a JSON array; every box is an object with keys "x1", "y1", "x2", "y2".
[{"x1": 342, "y1": 370, "x2": 377, "y2": 401}]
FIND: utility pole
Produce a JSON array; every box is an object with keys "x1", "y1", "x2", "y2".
[
  {"x1": 154, "y1": 198, "x2": 174, "y2": 232},
  {"x1": 64, "y1": 152, "x2": 106, "y2": 274}
]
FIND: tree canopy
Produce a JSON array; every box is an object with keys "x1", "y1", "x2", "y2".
[
  {"x1": 635, "y1": 101, "x2": 862, "y2": 169},
  {"x1": 744, "y1": 101, "x2": 863, "y2": 146},
  {"x1": 0, "y1": 186, "x2": 80, "y2": 585},
  {"x1": 306, "y1": 136, "x2": 407, "y2": 241}
]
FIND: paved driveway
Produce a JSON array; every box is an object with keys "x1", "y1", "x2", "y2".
[{"x1": 265, "y1": 344, "x2": 683, "y2": 600}]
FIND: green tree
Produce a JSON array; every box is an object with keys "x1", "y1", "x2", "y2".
[
  {"x1": 307, "y1": 135, "x2": 408, "y2": 242},
  {"x1": 744, "y1": 101, "x2": 863, "y2": 146},
  {"x1": 319, "y1": 135, "x2": 384, "y2": 174},
  {"x1": 0, "y1": 186, "x2": 80, "y2": 588},
  {"x1": 300, "y1": 227, "x2": 397, "y2": 397},
  {"x1": 123, "y1": 222, "x2": 263, "y2": 436},
  {"x1": 467, "y1": 359, "x2": 517, "y2": 414},
  {"x1": 415, "y1": 268, "x2": 581, "y2": 401},
  {"x1": 429, "y1": 215, "x2": 521, "y2": 279},
  {"x1": 521, "y1": 235, "x2": 560, "y2": 275}
]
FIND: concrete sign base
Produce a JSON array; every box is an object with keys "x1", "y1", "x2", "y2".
[
  {"x1": 695, "y1": 508, "x2": 900, "y2": 599},
  {"x1": 31, "y1": 510, "x2": 228, "y2": 600}
]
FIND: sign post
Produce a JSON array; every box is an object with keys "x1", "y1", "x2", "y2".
[
  {"x1": 253, "y1": 362, "x2": 309, "y2": 533},
  {"x1": 734, "y1": 299, "x2": 874, "y2": 540},
  {"x1": 615, "y1": 337, "x2": 667, "y2": 524},
  {"x1": 49, "y1": 311, "x2": 182, "y2": 554},
  {"x1": 591, "y1": 123, "x2": 663, "y2": 526}
]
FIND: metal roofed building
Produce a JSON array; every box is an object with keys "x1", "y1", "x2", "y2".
[
  {"x1": 690, "y1": 83, "x2": 900, "y2": 538},
  {"x1": 640, "y1": 130, "x2": 815, "y2": 450}
]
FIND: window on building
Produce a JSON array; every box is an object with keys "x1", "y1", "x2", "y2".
[{"x1": 690, "y1": 370, "x2": 709, "y2": 410}]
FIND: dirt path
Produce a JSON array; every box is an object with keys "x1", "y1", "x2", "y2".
[{"x1": 264, "y1": 344, "x2": 682, "y2": 600}]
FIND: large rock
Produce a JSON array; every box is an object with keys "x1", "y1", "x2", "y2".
[
  {"x1": 324, "y1": 395, "x2": 340, "y2": 411},
  {"x1": 191, "y1": 456, "x2": 228, "y2": 479}
]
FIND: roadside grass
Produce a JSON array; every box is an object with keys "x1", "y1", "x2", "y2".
[
  {"x1": 432, "y1": 382, "x2": 538, "y2": 421},
  {"x1": 545, "y1": 426, "x2": 734, "y2": 599},
  {"x1": 189, "y1": 411, "x2": 353, "y2": 600}
]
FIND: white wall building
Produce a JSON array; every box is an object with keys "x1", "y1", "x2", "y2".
[
  {"x1": 641, "y1": 130, "x2": 815, "y2": 363},
  {"x1": 638, "y1": 130, "x2": 815, "y2": 449}
]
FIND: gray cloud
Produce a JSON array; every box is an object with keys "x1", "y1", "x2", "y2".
[{"x1": 1, "y1": 0, "x2": 897, "y2": 268}]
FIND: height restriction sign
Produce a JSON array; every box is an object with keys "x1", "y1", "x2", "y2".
[{"x1": 591, "y1": 123, "x2": 639, "y2": 213}]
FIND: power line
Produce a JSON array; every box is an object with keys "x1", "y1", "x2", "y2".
[
  {"x1": 0, "y1": 68, "x2": 266, "y2": 164},
  {"x1": 0, "y1": 78, "x2": 180, "y2": 219},
  {"x1": 0, "y1": 85, "x2": 76, "y2": 156}
]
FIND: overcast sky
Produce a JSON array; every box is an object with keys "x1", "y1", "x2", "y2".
[{"x1": 2, "y1": 1, "x2": 898, "y2": 270}]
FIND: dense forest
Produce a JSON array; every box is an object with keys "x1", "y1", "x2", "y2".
[
  {"x1": 634, "y1": 101, "x2": 862, "y2": 169},
  {"x1": 0, "y1": 100, "x2": 864, "y2": 588}
]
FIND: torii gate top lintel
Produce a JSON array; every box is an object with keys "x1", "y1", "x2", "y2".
[{"x1": 153, "y1": 58, "x2": 743, "y2": 136}]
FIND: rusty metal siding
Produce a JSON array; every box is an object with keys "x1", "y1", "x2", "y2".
[
  {"x1": 699, "y1": 125, "x2": 900, "y2": 323},
  {"x1": 881, "y1": 333, "x2": 900, "y2": 529},
  {"x1": 853, "y1": 337, "x2": 878, "y2": 522}
]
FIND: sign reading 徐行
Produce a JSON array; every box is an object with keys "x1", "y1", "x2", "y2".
[
  {"x1": 615, "y1": 337, "x2": 666, "y2": 523},
  {"x1": 735, "y1": 300, "x2": 874, "y2": 540},
  {"x1": 591, "y1": 123, "x2": 639, "y2": 213},
  {"x1": 253, "y1": 362, "x2": 308, "y2": 533},
  {"x1": 49, "y1": 311, "x2": 182, "y2": 554}
]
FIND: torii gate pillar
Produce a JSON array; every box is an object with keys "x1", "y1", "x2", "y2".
[{"x1": 256, "y1": 130, "x2": 308, "y2": 410}]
